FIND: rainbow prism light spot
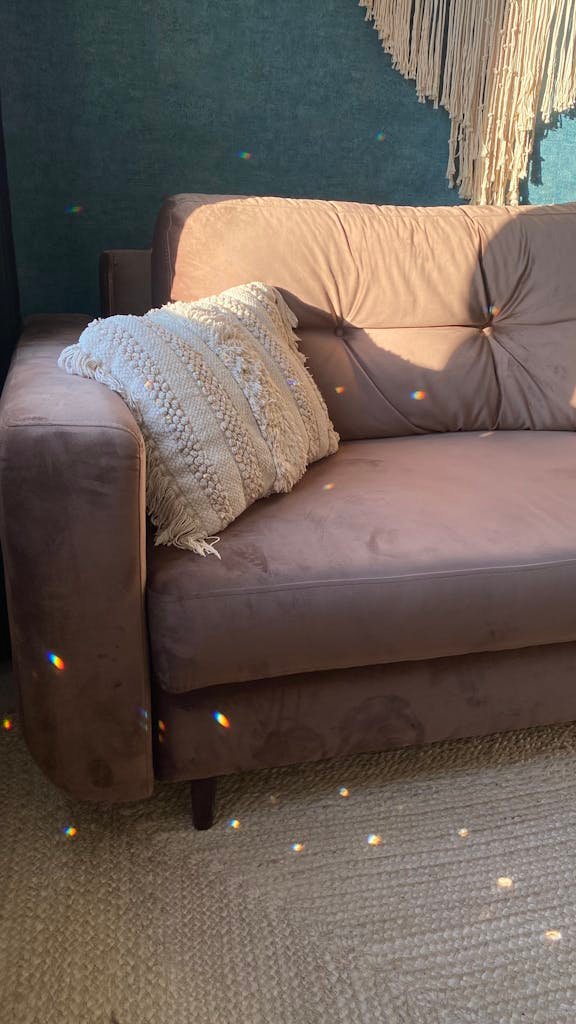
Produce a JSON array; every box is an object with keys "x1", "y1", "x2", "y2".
[
  {"x1": 62, "y1": 825, "x2": 78, "y2": 838},
  {"x1": 411, "y1": 390, "x2": 427, "y2": 401},
  {"x1": 48, "y1": 652, "x2": 65, "y2": 671},
  {"x1": 65, "y1": 204, "x2": 84, "y2": 214},
  {"x1": 2, "y1": 716, "x2": 13, "y2": 732},
  {"x1": 213, "y1": 711, "x2": 230, "y2": 729},
  {"x1": 236, "y1": 151, "x2": 252, "y2": 160}
]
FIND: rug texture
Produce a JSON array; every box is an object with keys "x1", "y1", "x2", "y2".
[{"x1": 1, "y1": 667, "x2": 576, "y2": 1024}]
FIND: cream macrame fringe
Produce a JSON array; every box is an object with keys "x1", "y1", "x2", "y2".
[{"x1": 360, "y1": 0, "x2": 576, "y2": 205}]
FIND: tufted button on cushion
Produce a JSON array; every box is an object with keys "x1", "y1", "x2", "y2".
[{"x1": 152, "y1": 195, "x2": 576, "y2": 438}]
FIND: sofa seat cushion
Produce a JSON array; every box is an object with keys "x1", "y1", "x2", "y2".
[{"x1": 147, "y1": 432, "x2": 576, "y2": 693}]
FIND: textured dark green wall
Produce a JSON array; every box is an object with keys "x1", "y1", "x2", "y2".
[{"x1": 0, "y1": 0, "x2": 574, "y2": 316}]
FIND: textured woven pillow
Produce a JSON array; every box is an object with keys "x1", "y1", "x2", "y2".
[{"x1": 58, "y1": 282, "x2": 339, "y2": 556}]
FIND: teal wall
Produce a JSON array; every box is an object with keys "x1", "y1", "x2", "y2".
[
  {"x1": 1, "y1": 0, "x2": 574, "y2": 316},
  {"x1": 522, "y1": 115, "x2": 576, "y2": 205}
]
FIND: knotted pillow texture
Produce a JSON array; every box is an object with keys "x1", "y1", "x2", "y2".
[{"x1": 58, "y1": 282, "x2": 339, "y2": 556}]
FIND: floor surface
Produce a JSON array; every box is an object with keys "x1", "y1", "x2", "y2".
[{"x1": 2, "y1": 666, "x2": 575, "y2": 1023}]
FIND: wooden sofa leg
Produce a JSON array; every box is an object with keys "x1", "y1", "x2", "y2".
[{"x1": 190, "y1": 777, "x2": 217, "y2": 830}]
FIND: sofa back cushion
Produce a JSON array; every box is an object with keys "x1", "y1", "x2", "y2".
[{"x1": 152, "y1": 194, "x2": 576, "y2": 439}]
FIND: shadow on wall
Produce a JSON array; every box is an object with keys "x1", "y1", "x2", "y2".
[
  {"x1": 156, "y1": 195, "x2": 576, "y2": 439},
  {"x1": 520, "y1": 108, "x2": 576, "y2": 205}
]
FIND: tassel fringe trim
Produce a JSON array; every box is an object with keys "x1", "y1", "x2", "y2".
[
  {"x1": 58, "y1": 343, "x2": 222, "y2": 558},
  {"x1": 360, "y1": 0, "x2": 576, "y2": 205}
]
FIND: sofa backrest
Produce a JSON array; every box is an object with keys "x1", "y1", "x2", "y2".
[{"x1": 152, "y1": 194, "x2": 576, "y2": 439}]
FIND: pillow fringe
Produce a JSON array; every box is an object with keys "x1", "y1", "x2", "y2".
[
  {"x1": 267, "y1": 287, "x2": 309, "y2": 368},
  {"x1": 59, "y1": 341, "x2": 222, "y2": 559},
  {"x1": 148, "y1": 457, "x2": 221, "y2": 558},
  {"x1": 58, "y1": 342, "x2": 128, "y2": 398}
]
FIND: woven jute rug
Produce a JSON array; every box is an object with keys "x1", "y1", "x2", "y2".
[{"x1": 2, "y1": 668, "x2": 576, "y2": 1024}]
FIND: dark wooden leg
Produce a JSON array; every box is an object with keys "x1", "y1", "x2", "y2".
[{"x1": 190, "y1": 777, "x2": 217, "y2": 830}]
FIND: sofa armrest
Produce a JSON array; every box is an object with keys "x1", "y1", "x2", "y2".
[{"x1": 0, "y1": 315, "x2": 153, "y2": 801}]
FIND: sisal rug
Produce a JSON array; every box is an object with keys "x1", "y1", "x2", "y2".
[{"x1": 1, "y1": 666, "x2": 576, "y2": 1024}]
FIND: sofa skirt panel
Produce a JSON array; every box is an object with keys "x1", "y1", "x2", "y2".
[{"x1": 153, "y1": 640, "x2": 576, "y2": 782}]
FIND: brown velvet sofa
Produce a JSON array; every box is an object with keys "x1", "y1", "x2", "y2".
[{"x1": 1, "y1": 193, "x2": 576, "y2": 829}]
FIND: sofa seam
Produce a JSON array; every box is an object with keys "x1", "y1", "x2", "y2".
[
  {"x1": 339, "y1": 332, "x2": 429, "y2": 434},
  {"x1": 168, "y1": 194, "x2": 576, "y2": 219},
  {"x1": 0, "y1": 421, "x2": 144, "y2": 448},
  {"x1": 148, "y1": 556, "x2": 576, "y2": 602},
  {"x1": 135, "y1": 418, "x2": 154, "y2": 795}
]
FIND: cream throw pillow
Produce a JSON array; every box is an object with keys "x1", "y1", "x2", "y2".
[{"x1": 58, "y1": 282, "x2": 339, "y2": 556}]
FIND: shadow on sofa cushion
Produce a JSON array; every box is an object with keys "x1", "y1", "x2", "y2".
[{"x1": 147, "y1": 430, "x2": 576, "y2": 692}]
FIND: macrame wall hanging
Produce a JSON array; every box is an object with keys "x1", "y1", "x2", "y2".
[{"x1": 360, "y1": 0, "x2": 576, "y2": 204}]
